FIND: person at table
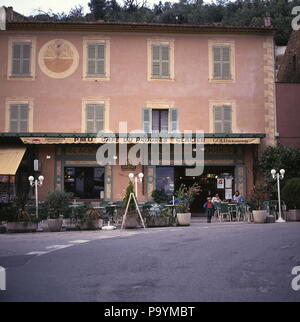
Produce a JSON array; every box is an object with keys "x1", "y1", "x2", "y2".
[
  {"x1": 232, "y1": 191, "x2": 245, "y2": 203},
  {"x1": 203, "y1": 197, "x2": 215, "y2": 223},
  {"x1": 212, "y1": 193, "x2": 221, "y2": 205}
]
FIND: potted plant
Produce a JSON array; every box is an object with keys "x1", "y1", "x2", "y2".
[
  {"x1": 144, "y1": 204, "x2": 172, "y2": 227},
  {"x1": 122, "y1": 181, "x2": 139, "y2": 228},
  {"x1": 6, "y1": 192, "x2": 38, "y2": 233},
  {"x1": 79, "y1": 206, "x2": 104, "y2": 230},
  {"x1": 282, "y1": 178, "x2": 300, "y2": 221},
  {"x1": 249, "y1": 184, "x2": 269, "y2": 223},
  {"x1": 175, "y1": 183, "x2": 199, "y2": 226},
  {"x1": 151, "y1": 190, "x2": 169, "y2": 204},
  {"x1": 44, "y1": 190, "x2": 72, "y2": 232}
]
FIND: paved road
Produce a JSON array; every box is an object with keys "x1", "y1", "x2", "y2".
[{"x1": 0, "y1": 221, "x2": 300, "y2": 302}]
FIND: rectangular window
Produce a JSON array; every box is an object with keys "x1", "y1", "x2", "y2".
[
  {"x1": 86, "y1": 104, "x2": 105, "y2": 133},
  {"x1": 9, "y1": 104, "x2": 29, "y2": 132},
  {"x1": 213, "y1": 105, "x2": 232, "y2": 133},
  {"x1": 87, "y1": 43, "x2": 105, "y2": 77},
  {"x1": 142, "y1": 107, "x2": 178, "y2": 133},
  {"x1": 151, "y1": 45, "x2": 170, "y2": 79},
  {"x1": 213, "y1": 46, "x2": 231, "y2": 80},
  {"x1": 11, "y1": 42, "x2": 31, "y2": 76}
]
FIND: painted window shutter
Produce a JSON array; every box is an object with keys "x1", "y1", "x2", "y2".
[
  {"x1": 9, "y1": 104, "x2": 29, "y2": 132},
  {"x1": 160, "y1": 110, "x2": 169, "y2": 132},
  {"x1": 152, "y1": 45, "x2": 160, "y2": 77},
  {"x1": 86, "y1": 104, "x2": 95, "y2": 132},
  {"x1": 161, "y1": 46, "x2": 170, "y2": 77},
  {"x1": 152, "y1": 109, "x2": 160, "y2": 132},
  {"x1": 223, "y1": 105, "x2": 232, "y2": 133},
  {"x1": 12, "y1": 43, "x2": 31, "y2": 76},
  {"x1": 213, "y1": 105, "x2": 232, "y2": 133},
  {"x1": 170, "y1": 108, "x2": 179, "y2": 132},
  {"x1": 222, "y1": 46, "x2": 231, "y2": 79},
  {"x1": 142, "y1": 108, "x2": 151, "y2": 133},
  {"x1": 213, "y1": 47, "x2": 222, "y2": 79},
  {"x1": 87, "y1": 43, "x2": 105, "y2": 76},
  {"x1": 95, "y1": 104, "x2": 105, "y2": 132}
]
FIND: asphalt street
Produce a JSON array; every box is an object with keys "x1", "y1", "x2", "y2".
[{"x1": 0, "y1": 220, "x2": 300, "y2": 302}]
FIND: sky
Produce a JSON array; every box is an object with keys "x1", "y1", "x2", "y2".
[{"x1": 1, "y1": 0, "x2": 215, "y2": 16}]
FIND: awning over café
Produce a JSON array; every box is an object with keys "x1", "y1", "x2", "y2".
[{"x1": 0, "y1": 147, "x2": 26, "y2": 175}]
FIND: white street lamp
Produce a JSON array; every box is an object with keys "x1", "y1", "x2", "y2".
[
  {"x1": 29, "y1": 175, "x2": 44, "y2": 219},
  {"x1": 128, "y1": 172, "x2": 144, "y2": 200},
  {"x1": 271, "y1": 169, "x2": 285, "y2": 223}
]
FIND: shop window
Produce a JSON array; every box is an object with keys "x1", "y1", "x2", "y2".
[
  {"x1": 156, "y1": 167, "x2": 175, "y2": 195},
  {"x1": 64, "y1": 167, "x2": 105, "y2": 199}
]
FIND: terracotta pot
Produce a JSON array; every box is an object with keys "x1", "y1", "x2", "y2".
[
  {"x1": 177, "y1": 213, "x2": 191, "y2": 226},
  {"x1": 47, "y1": 219, "x2": 63, "y2": 232},
  {"x1": 252, "y1": 210, "x2": 268, "y2": 223},
  {"x1": 7, "y1": 222, "x2": 37, "y2": 233},
  {"x1": 286, "y1": 209, "x2": 300, "y2": 221}
]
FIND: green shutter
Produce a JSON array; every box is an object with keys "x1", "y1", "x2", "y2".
[{"x1": 142, "y1": 108, "x2": 151, "y2": 133}]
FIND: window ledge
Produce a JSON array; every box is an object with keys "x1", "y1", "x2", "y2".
[
  {"x1": 8, "y1": 75, "x2": 35, "y2": 81},
  {"x1": 209, "y1": 78, "x2": 235, "y2": 84},
  {"x1": 83, "y1": 76, "x2": 110, "y2": 81}
]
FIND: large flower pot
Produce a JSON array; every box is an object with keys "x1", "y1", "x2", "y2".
[
  {"x1": 124, "y1": 211, "x2": 139, "y2": 229},
  {"x1": 146, "y1": 216, "x2": 170, "y2": 227},
  {"x1": 79, "y1": 219, "x2": 104, "y2": 230},
  {"x1": 177, "y1": 213, "x2": 191, "y2": 226},
  {"x1": 252, "y1": 210, "x2": 268, "y2": 223},
  {"x1": 47, "y1": 219, "x2": 63, "y2": 232},
  {"x1": 7, "y1": 222, "x2": 37, "y2": 233},
  {"x1": 286, "y1": 209, "x2": 300, "y2": 221}
]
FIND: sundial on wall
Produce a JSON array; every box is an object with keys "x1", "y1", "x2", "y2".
[{"x1": 38, "y1": 39, "x2": 79, "y2": 78}]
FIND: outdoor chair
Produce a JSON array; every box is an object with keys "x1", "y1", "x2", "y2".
[{"x1": 217, "y1": 203, "x2": 231, "y2": 222}]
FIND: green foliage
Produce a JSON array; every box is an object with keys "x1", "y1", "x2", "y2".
[
  {"x1": 249, "y1": 183, "x2": 271, "y2": 210},
  {"x1": 122, "y1": 180, "x2": 136, "y2": 211},
  {"x1": 282, "y1": 178, "x2": 300, "y2": 209},
  {"x1": 259, "y1": 145, "x2": 300, "y2": 198},
  {"x1": 175, "y1": 183, "x2": 200, "y2": 213},
  {"x1": 151, "y1": 189, "x2": 169, "y2": 204},
  {"x1": 28, "y1": 0, "x2": 300, "y2": 46},
  {"x1": 44, "y1": 190, "x2": 73, "y2": 219}
]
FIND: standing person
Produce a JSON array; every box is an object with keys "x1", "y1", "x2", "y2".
[
  {"x1": 232, "y1": 190, "x2": 245, "y2": 203},
  {"x1": 203, "y1": 197, "x2": 215, "y2": 223}
]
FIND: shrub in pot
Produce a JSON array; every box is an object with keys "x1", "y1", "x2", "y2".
[
  {"x1": 122, "y1": 181, "x2": 139, "y2": 228},
  {"x1": 282, "y1": 178, "x2": 300, "y2": 221},
  {"x1": 175, "y1": 184, "x2": 200, "y2": 226},
  {"x1": 7, "y1": 209, "x2": 37, "y2": 233},
  {"x1": 145, "y1": 205, "x2": 171, "y2": 227},
  {"x1": 44, "y1": 190, "x2": 72, "y2": 232},
  {"x1": 80, "y1": 207, "x2": 103, "y2": 230}
]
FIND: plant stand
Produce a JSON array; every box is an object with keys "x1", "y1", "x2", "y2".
[{"x1": 121, "y1": 192, "x2": 146, "y2": 229}]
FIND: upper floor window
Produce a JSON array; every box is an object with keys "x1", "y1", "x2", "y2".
[
  {"x1": 9, "y1": 104, "x2": 29, "y2": 132},
  {"x1": 148, "y1": 39, "x2": 174, "y2": 81},
  {"x1": 208, "y1": 40, "x2": 235, "y2": 83},
  {"x1": 142, "y1": 107, "x2": 178, "y2": 133},
  {"x1": 8, "y1": 38, "x2": 36, "y2": 80},
  {"x1": 86, "y1": 104, "x2": 105, "y2": 133},
  {"x1": 213, "y1": 105, "x2": 232, "y2": 133},
  {"x1": 213, "y1": 46, "x2": 231, "y2": 80},
  {"x1": 83, "y1": 38, "x2": 110, "y2": 80}
]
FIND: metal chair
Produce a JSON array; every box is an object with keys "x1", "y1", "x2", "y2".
[{"x1": 217, "y1": 203, "x2": 231, "y2": 222}]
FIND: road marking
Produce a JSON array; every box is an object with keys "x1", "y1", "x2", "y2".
[
  {"x1": 46, "y1": 245, "x2": 73, "y2": 250},
  {"x1": 69, "y1": 240, "x2": 90, "y2": 244},
  {"x1": 26, "y1": 251, "x2": 48, "y2": 256}
]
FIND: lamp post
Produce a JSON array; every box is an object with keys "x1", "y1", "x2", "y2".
[
  {"x1": 271, "y1": 169, "x2": 285, "y2": 223},
  {"x1": 128, "y1": 172, "x2": 144, "y2": 200},
  {"x1": 28, "y1": 175, "x2": 44, "y2": 219}
]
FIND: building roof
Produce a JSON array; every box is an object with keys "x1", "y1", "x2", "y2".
[{"x1": 5, "y1": 21, "x2": 276, "y2": 35}]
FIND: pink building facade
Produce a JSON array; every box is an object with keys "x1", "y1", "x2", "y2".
[{"x1": 0, "y1": 21, "x2": 277, "y2": 209}]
